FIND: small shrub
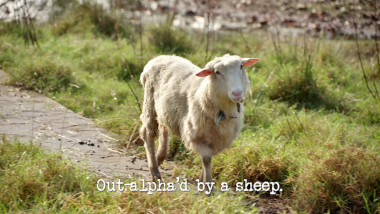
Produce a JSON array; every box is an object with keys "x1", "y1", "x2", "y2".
[
  {"x1": 10, "y1": 58, "x2": 74, "y2": 93},
  {"x1": 148, "y1": 24, "x2": 193, "y2": 55},
  {"x1": 213, "y1": 148, "x2": 291, "y2": 190},
  {"x1": 268, "y1": 63, "x2": 347, "y2": 112},
  {"x1": 53, "y1": 2, "x2": 133, "y2": 39}
]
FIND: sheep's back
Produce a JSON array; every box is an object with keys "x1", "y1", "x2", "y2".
[{"x1": 140, "y1": 55, "x2": 202, "y2": 136}]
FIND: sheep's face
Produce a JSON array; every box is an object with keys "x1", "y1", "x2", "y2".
[{"x1": 196, "y1": 55, "x2": 259, "y2": 103}]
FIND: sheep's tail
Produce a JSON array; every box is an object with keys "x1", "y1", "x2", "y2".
[
  {"x1": 140, "y1": 64, "x2": 149, "y2": 86},
  {"x1": 140, "y1": 55, "x2": 165, "y2": 87}
]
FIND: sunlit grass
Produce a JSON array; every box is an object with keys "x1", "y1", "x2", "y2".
[
  {"x1": 0, "y1": 137, "x2": 254, "y2": 213},
  {"x1": 0, "y1": 8, "x2": 379, "y2": 212}
]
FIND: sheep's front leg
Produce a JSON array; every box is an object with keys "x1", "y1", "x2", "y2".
[{"x1": 201, "y1": 156, "x2": 212, "y2": 183}]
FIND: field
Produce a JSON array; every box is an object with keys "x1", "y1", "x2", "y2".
[{"x1": 0, "y1": 1, "x2": 379, "y2": 213}]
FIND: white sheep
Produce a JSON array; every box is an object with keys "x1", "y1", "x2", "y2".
[{"x1": 139, "y1": 54, "x2": 259, "y2": 183}]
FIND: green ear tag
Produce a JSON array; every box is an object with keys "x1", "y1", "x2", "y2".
[{"x1": 216, "y1": 111, "x2": 225, "y2": 126}]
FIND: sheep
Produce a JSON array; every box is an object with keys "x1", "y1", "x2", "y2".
[{"x1": 139, "y1": 54, "x2": 259, "y2": 183}]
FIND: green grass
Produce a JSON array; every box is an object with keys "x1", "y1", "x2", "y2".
[
  {"x1": 0, "y1": 136, "x2": 253, "y2": 213},
  {"x1": 0, "y1": 4, "x2": 379, "y2": 212}
]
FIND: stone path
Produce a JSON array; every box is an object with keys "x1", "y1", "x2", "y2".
[{"x1": 0, "y1": 70, "x2": 172, "y2": 179}]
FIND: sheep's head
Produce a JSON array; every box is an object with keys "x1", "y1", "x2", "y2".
[{"x1": 196, "y1": 54, "x2": 259, "y2": 103}]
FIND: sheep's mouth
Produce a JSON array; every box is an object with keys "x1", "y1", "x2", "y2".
[{"x1": 230, "y1": 96, "x2": 243, "y2": 103}]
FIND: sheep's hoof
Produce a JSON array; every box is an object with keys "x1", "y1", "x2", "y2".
[
  {"x1": 157, "y1": 156, "x2": 165, "y2": 166},
  {"x1": 151, "y1": 171, "x2": 162, "y2": 181},
  {"x1": 205, "y1": 191, "x2": 214, "y2": 197},
  {"x1": 200, "y1": 185, "x2": 215, "y2": 196}
]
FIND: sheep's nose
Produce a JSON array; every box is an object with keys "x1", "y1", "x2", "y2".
[{"x1": 232, "y1": 90, "x2": 242, "y2": 97}]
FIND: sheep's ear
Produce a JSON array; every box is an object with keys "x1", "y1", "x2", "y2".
[
  {"x1": 196, "y1": 69, "x2": 212, "y2": 77},
  {"x1": 242, "y1": 58, "x2": 260, "y2": 67}
]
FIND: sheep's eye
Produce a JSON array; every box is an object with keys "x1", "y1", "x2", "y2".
[
  {"x1": 215, "y1": 71, "x2": 220, "y2": 75},
  {"x1": 240, "y1": 64, "x2": 243, "y2": 69}
]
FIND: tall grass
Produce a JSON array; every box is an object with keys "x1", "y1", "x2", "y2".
[
  {"x1": 0, "y1": 137, "x2": 253, "y2": 213},
  {"x1": 0, "y1": 3, "x2": 379, "y2": 212},
  {"x1": 147, "y1": 23, "x2": 194, "y2": 55},
  {"x1": 52, "y1": 1, "x2": 134, "y2": 39},
  {"x1": 267, "y1": 38, "x2": 348, "y2": 112},
  {"x1": 9, "y1": 57, "x2": 74, "y2": 93}
]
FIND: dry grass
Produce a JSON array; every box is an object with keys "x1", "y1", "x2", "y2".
[{"x1": 293, "y1": 147, "x2": 379, "y2": 213}]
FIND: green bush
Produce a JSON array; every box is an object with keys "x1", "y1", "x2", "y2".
[
  {"x1": 10, "y1": 58, "x2": 74, "y2": 93},
  {"x1": 268, "y1": 62, "x2": 347, "y2": 112},
  {"x1": 52, "y1": 2, "x2": 133, "y2": 39},
  {"x1": 148, "y1": 24, "x2": 193, "y2": 55}
]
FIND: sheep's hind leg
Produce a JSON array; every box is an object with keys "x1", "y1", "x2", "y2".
[
  {"x1": 140, "y1": 124, "x2": 161, "y2": 180},
  {"x1": 157, "y1": 124, "x2": 169, "y2": 166}
]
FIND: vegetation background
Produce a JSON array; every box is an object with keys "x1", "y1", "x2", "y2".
[{"x1": 0, "y1": 0, "x2": 379, "y2": 213}]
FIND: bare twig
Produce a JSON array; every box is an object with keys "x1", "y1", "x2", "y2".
[
  {"x1": 126, "y1": 80, "x2": 142, "y2": 112},
  {"x1": 31, "y1": 100, "x2": 34, "y2": 143},
  {"x1": 352, "y1": 5, "x2": 378, "y2": 99},
  {"x1": 370, "y1": 0, "x2": 380, "y2": 97},
  {"x1": 284, "y1": 110, "x2": 295, "y2": 140},
  {"x1": 205, "y1": 0, "x2": 213, "y2": 62},
  {"x1": 239, "y1": 29, "x2": 253, "y2": 55},
  {"x1": 111, "y1": 0, "x2": 119, "y2": 41},
  {"x1": 126, "y1": 121, "x2": 139, "y2": 150},
  {"x1": 137, "y1": 0, "x2": 143, "y2": 68},
  {"x1": 373, "y1": 1, "x2": 380, "y2": 77},
  {"x1": 168, "y1": 0, "x2": 178, "y2": 25},
  {"x1": 21, "y1": 0, "x2": 39, "y2": 47},
  {"x1": 271, "y1": 28, "x2": 282, "y2": 59},
  {"x1": 51, "y1": 0, "x2": 55, "y2": 23},
  {"x1": 111, "y1": 2, "x2": 142, "y2": 112},
  {"x1": 293, "y1": 110, "x2": 307, "y2": 136}
]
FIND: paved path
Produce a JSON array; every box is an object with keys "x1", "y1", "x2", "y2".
[{"x1": 0, "y1": 70, "x2": 172, "y2": 179}]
